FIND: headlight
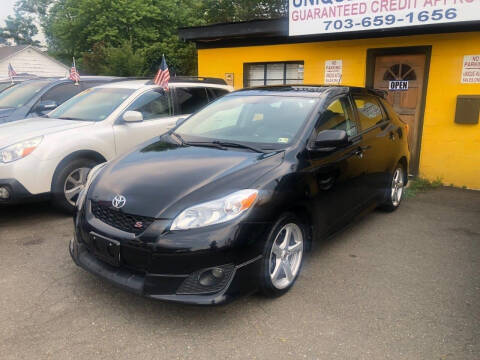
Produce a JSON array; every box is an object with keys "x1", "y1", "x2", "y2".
[
  {"x1": 170, "y1": 189, "x2": 259, "y2": 231},
  {"x1": 76, "y1": 162, "x2": 107, "y2": 209},
  {"x1": 0, "y1": 136, "x2": 43, "y2": 163}
]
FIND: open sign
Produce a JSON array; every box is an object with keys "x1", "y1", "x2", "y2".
[{"x1": 389, "y1": 81, "x2": 409, "y2": 91}]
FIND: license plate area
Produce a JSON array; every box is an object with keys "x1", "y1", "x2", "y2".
[{"x1": 90, "y1": 232, "x2": 121, "y2": 267}]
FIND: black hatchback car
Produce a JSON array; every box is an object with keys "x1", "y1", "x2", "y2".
[{"x1": 70, "y1": 85, "x2": 409, "y2": 305}]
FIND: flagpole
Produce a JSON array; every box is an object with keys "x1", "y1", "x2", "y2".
[{"x1": 73, "y1": 57, "x2": 79, "y2": 86}]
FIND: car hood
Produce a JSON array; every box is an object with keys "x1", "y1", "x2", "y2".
[
  {"x1": 90, "y1": 140, "x2": 284, "y2": 219},
  {"x1": 0, "y1": 117, "x2": 92, "y2": 147}
]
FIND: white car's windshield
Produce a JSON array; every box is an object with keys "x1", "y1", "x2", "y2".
[
  {"x1": 50, "y1": 87, "x2": 135, "y2": 121},
  {"x1": 176, "y1": 95, "x2": 318, "y2": 148},
  {"x1": 0, "y1": 80, "x2": 50, "y2": 108}
]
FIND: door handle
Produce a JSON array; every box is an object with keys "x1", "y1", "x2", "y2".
[
  {"x1": 389, "y1": 131, "x2": 396, "y2": 141},
  {"x1": 354, "y1": 149, "x2": 364, "y2": 159}
]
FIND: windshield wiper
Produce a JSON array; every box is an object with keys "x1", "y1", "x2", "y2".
[
  {"x1": 57, "y1": 117, "x2": 83, "y2": 120},
  {"x1": 211, "y1": 141, "x2": 268, "y2": 153},
  {"x1": 184, "y1": 141, "x2": 228, "y2": 150}
]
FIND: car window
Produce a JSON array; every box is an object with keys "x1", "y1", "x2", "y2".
[
  {"x1": 0, "y1": 80, "x2": 50, "y2": 108},
  {"x1": 177, "y1": 95, "x2": 317, "y2": 147},
  {"x1": 176, "y1": 87, "x2": 210, "y2": 115},
  {"x1": 125, "y1": 89, "x2": 172, "y2": 120},
  {"x1": 207, "y1": 88, "x2": 229, "y2": 101},
  {"x1": 353, "y1": 95, "x2": 385, "y2": 130},
  {"x1": 316, "y1": 97, "x2": 358, "y2": 137},
  {"x1": 41, "y1": 83, "x2": 84, "y2": 105},
  {"x1": 49, "y1": 88, "x2": 134, "y2": 121}
]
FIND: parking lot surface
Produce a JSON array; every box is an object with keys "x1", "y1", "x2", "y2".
[{"x1": 0, "y1": 188, "x2": 479, "y2": 360}]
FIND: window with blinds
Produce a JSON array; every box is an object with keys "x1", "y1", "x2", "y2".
[{"x1": 244, "y1": 62, "x2": 304, "y2": 87}]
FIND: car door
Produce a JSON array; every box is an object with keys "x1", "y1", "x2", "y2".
[
  {"x1": 352, "y1": 93, "x2": 393, "y2": 203},
  {"x1": 28, "y1": 83, "x2": 84, "y2": 117},
  {"x1": 113, "y1": 89, "x2": 180, "y2": 155},
  {"x1": 306, "y1": 96, "x2": 368, "y2": 234}
]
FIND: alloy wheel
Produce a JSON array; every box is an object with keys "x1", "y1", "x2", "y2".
[
  {"x1": 64, "y1": 167, "x2": 91, "y2": 206},
  {"x1": 269, "y1": 223, "x2": 304, "y2": 290},
  {"x1": 391, "y1": 167, "x2": 404, "y2": 207}
]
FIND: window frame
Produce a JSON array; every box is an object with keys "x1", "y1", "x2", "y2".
[
  {"x1": 243, "y1": 61, "x2": 304, "y2": 88},
  {"x1": 308, "y1": 95, "x2": 360, "y2": 149},
  {"x1": 118, "y1": 88, "x2": 174, "y2": 123}
]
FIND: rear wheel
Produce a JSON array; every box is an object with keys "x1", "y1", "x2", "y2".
[
  {"x1": 380, "y1": 164, "x2": 405, "y2": 212},
  {"x1": 259, "y1": 213, "x2": 305, "y2": 297},
  {"x1": 51, "y1": 158, "x2": 98, "y2": 213}
]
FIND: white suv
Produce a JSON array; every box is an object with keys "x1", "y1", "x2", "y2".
[{"x1": 0, "y1": 78, "x2": 231, "y2": 212}]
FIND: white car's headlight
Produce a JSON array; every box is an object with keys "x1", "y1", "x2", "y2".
[
  {"x1": 76, "y1": 162, "x2": 107, "y2": 209},
  {"x1": 0, "y1": 136, "x2": 43, "y2": 163},
  {"x1": 170, "y1": 189, "x2": 259, "y2": 231}
]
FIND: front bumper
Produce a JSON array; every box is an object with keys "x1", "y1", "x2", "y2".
[
  {"x1": 70, "y1": 236, "x2": 263, "y2": 305},
  {"x1": 71, "y1": 202, "x2": 271, "y2": 305}
]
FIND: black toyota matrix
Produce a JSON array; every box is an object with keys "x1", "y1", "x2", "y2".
[{"x1": 70, "y1": 86, "x2": 410, "y2": 305}]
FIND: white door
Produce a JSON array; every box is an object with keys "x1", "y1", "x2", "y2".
[{"x1": 113, "y1": 89, "x2": 181, "y2": 155}]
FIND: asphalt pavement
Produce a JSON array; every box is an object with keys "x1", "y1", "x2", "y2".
[{"x1": 0, "y1": 187, "x2": 479, "y2": 360}]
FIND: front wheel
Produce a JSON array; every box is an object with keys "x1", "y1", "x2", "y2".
[
  {"x1": 51, "y1": 158, "x2": 98, "y2": 213},
  {"x1": 259, "y1": 213, "x2": 306, "y2": 298},
  {"x1": 380, "y1": 164, "x2": 405, "y2": 212}
]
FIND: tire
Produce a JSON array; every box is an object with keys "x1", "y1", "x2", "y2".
[
  {"x1": 379, "y1": 163, "x2": 406, "y2": 212},
  {"x1": 51, "y1": 158, "x2": 98, "y2": 213},
  {"x1": 259, "y1": 213, "x2": 306, "y2": 298}
]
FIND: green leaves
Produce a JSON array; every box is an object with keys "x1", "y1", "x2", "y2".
[{"x1": 8, "y1": 0, "x2": 287, "y2": 75}]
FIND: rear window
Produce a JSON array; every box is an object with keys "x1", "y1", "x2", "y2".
[
  {"x1": 176, "y1": 87, "x2": 210, "y2": 115},
  {"x1": 353, "y1": 95, "x2": 386, "y2": 130},
  {"x1": 208, "y1": 88, "x2": 229, "y2": 100}
]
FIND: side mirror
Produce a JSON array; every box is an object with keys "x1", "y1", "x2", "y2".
[
  {"x1": 123, "y1": 111, "x2": 143, "y2": 123},
  {"x1": 176, "y1": 117, "x2": 187, "y2": 127},
  {"x1": 35, "y1": 100, "x2": 57, "y2": 113},
  {"x1": 313, "y1": 130, "x2": 349, "y2": 149}
]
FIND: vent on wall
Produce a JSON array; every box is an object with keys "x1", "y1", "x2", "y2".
[{"x1": 455, "y1": 96, "x2": 480, "y2": 124}]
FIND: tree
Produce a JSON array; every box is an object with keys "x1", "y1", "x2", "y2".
[
  {"x1": 10, "y1": 0, "x2": 287, "y2": 75},
  {"x1": 200, "y1": 0, "x2": 287, "y2": 23}
]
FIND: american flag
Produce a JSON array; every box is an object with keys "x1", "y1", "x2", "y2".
[
  {"x1": 69, "y1": 58, "x2": 80, "y2": 84},
  {"x1": 8, "y1": 63, "x2": 17, "y2": 79},
  {"x1": 154, "y1": 54, "x2": 170, "y2": 90}
]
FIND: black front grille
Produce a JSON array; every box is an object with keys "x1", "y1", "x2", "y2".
[{"x1": 91, "y1": 202, "x2": 154, "y2": 234}]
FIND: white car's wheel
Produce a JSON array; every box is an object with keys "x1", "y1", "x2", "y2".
[{"x1": 52, "y1": 158, "x2": 98, "y2": 213}]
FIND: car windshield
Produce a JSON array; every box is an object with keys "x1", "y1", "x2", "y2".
[
  {"x1": 49, "y1": 87, "x2": 135, "y2": 121},
  {"x1": 176, "y1": 95, "x2": 318, "y2": 148},
  {"x1": 0, "y1": 80, "x2": 50, "y2": 108}
]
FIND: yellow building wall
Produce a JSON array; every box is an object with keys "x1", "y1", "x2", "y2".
[{"x1": 198, "y1": 32, "x2": 480, "y2": 189}]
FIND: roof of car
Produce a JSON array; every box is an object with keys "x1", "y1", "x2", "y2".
[
  {"x1": 14, "y1": 76, "x2": 122, "y2": 87},
  {"x1": 230, "y1": 85, "x2": 384, "y2": 98},
  {"x1": 96, "y1": 79, "x2": 231, "y2": 91}
]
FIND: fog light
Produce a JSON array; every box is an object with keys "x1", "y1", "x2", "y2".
[
  {"x1": 0, "y1": 186, "x2": 10, "y2": 200},
  {"x1": 199, "y1": 268, "x2": 225, "y2": 287}
]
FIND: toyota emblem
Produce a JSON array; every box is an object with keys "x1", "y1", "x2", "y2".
[{"x1": 112, "y1": 195, "x2": 126, "y2": 209}]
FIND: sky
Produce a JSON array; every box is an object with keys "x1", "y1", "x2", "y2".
[{"x1": 0, "y1": 0, "x2": 16, "y2": 25}]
